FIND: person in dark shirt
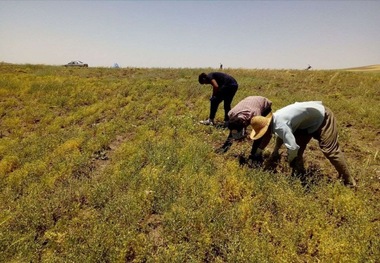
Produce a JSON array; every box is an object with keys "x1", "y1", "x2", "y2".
[{"x1": 198, "y1": 72, "x2": 238, "y2": 126}]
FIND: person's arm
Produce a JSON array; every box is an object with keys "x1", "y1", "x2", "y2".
[
  {"x1": 265, "y1": 136, "x2": 282, "y2": 170},
  {"x1": 249, "y1": 138, "x2": 263, "y2": 159},
  {"x1": 249, "y1": 127, "x2": 272, "y2": 157},
  {"x1": 275, "y1": 127, "x2": 299, "y2": 163},
  {"x1": 271, "y1": 136, "x2": 283, "y2": 158},
  {"x1": 215, "y1": 132, "x2": 233, "y2": 154},
  {"x1": 246, "y1": 139, "x2": 264, "y2": 167},
  {"x1": 210, "y1": 79, "x2": 219, "y2": 97}
]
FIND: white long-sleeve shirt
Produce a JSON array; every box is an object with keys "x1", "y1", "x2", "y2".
[{"x1": 272, "y1": 101, "x2": 325, "y2": 161}]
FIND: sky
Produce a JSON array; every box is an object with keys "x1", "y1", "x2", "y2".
[{"x1": 1, "y1": 1, "x2": 379, "y2": 70}]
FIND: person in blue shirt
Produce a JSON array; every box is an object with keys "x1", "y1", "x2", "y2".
[
  {"x1": 249, "y1": 101, "x2": 356, "y2": 187},
  {"x1": 198, "y1": 72, "x2": 238, "y2": 127}
]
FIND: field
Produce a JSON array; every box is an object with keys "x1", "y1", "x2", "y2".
[
  {"x1": 0, "y1": 63, "x2": 379, "y2": 262},
  {"x1": 344, "y1": 64, "x2": 380, "y2": 72}
]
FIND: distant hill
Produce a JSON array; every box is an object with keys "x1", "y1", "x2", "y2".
[{"x1": 344, "y1": 64, "x2": 380, "y2": 72}]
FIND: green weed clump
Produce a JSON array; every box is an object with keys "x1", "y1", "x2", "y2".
[{"x1": 0, "y1": 64, "x2": 379, "y2": 262}]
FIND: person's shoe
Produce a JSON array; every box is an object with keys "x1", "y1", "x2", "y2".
[{"x1": 200, "y1": 119, "x2": 214, "y2": 125}]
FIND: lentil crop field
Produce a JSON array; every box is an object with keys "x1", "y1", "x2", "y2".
[{"x1": 0, "y1": 63, "x2": 379, "y2": 262}]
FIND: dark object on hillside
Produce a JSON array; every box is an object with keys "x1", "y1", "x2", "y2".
[
  {"x1": 220, "y1": 63, "x2": 223, "y2": 69},
  {"x1": 64, "y1": 60, "x2": 88, "y2": 67},
  {"x1": 305, "y1": 64, "x2": 312, "y2": 70}
]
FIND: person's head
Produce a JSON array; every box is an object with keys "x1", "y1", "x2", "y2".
[
  {"x1": 228, "y1": 117, "x2": 247, "y2": 140},
  {"x1": 250, "y1": 112, "x2": 273, "y2": 141},
  {"x1": 198, "y1": 73, "x2": 210, "y2": 84}
]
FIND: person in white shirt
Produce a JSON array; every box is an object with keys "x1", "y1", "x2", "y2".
[{"x1": 249, "y1": 101, "x2": 356, "y2": 187}]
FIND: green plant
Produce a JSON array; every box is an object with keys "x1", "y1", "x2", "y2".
[{"x1": 0, "y1": 64, "x2": 379, "y2": 262}]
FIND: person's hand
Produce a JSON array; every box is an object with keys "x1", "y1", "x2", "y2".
[
  {"x1": 215, "y1": 146, "x2": 229, "y2": 154},
  {"x1": 264, "y1": 152, "x2": 281, "y2": 171},
  {"x1": 247, "y1": 154, "x2": 264, "y2": 168},
  {"x1": 215, "y1": 142, "x2": 232, "y2": 154},
  {"x1": 268, "y1": 151, "x2": 281, "y2": 162},
  {"x1": 287, "y1": 149, "x2": 298, "y2": 163}
]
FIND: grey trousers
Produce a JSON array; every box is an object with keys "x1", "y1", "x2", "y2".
[{"x1": 290, "y1": 107, "x2": 356, "y2": 186}]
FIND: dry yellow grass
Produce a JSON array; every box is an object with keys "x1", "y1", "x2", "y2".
[{"x1": 344, "y1": 64, "x2": 380, "y2": 72}]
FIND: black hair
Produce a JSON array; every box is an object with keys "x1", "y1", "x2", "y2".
[
  {"x1": 228, "y1": 117, "x2": 245, "y2": 131},
  {"x1": 198, "y1": 73, "x2": 209, "y2": 84}
]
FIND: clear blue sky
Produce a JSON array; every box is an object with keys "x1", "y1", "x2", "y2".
[{"x1": 1, "y1": 1, "x2": 379, "y2": 69}]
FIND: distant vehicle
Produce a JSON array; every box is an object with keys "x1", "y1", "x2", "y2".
[{"x1": 64, "y1": 61, "x2": 88, "y2": 67}]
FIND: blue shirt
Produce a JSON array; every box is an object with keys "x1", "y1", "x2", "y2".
[{"x1": 272, "y1": 101, "x2": 325, "y2": 152}]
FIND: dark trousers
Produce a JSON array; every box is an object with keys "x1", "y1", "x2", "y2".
[{"x1": 209, "y1": 85, "x2": 238, "y2": 121}]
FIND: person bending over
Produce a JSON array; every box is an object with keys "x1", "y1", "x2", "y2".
[
  {"x1": 249, "y1": 101, "x2": 356, "y2": 187},
  {"x1": 198, "y1": 72, "x2": 238, "y2": 127},
  {"x1": 216, "y1": 96, "x2": 272, "y2": 165}
]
